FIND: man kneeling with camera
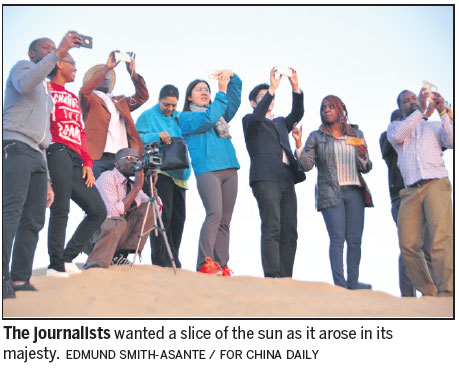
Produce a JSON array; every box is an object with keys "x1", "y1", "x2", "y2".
[{"x1": 84, "y1": 148, "x2": 155, "y2": 269}]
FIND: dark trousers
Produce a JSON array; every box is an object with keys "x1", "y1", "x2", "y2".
[
  {"x1": 144, "y1": 174, "x2": 186, "y2": 268},
  {"x1": 93, "y1": 152, "x2": 116, "y2": 179},
  {"x1": 252, "y1": 172, "x2": 298, "y2": 278},
  {"x1": 2, "y1": 140, "x2": 48, "y2": 282},
  {"x1": 46, "y1": 143, "x2": 106, "y2": 272},
  {"x1": 321, "y1": 186, "x2": 365, "y2": 289}
]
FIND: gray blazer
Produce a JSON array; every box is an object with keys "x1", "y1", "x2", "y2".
[{"x1": 298, "y1": 125, "x2": 373, "y2": 211}]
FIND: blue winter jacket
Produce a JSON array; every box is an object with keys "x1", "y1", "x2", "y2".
[
  {"x1": 180, "y1": 74, "x2": 242, "y2": 178},
  {"x1": 136, "y1": 104, "x2": 191, "y2": 181}
]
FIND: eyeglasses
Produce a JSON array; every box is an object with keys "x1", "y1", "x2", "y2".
[
  {"x1": 58, "y1": 59, "x2": 76, "y2": 66},
  {"x1": 195, "y1": 87, "x2": 210, "y2": 93},
  {"x1": 119, "y1": 155, "x2": 139, "y2": 162}
]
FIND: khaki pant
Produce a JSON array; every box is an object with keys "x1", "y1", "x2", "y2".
[
  {"x1": 86, "y1": 202, "x2": 154, "y2": 268},
  {"x1": 398, "y1": 177, "x2": 453, "y2": 296}
]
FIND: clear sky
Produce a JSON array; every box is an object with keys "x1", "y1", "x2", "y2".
[{"x1": 2, "y1": 4, "x2": 454, "y2": 297}]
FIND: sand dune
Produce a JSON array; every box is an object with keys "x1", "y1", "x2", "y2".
[{"x1": 3, "y1": 265, "x2": 452, "y2": 318}]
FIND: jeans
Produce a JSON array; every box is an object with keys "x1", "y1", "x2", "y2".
[
  {"x1": 144, "y1": 174, "x2": 186, "y2": 268},
  {"x1": 46, "y1": 143, "x2": 107, "y2": 272},
  {"x1": 196, "y1": 169, "x2": 238, "y2": 270},
  {"x1": 321, "y1": 186, "x2": 365, "y2": 289},
  {"x1": 252, "y1": 169, "x2": 297, "y2": 278},
  {"x1": 93, "y1": 152, "x2": 116, "y2": 179},
  {"x1": 2, "y1": 140, "x2": 48, "y2": 282}
]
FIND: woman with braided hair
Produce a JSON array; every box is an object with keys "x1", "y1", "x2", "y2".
[{"x1": 292, "y1": 95, "x2": 373, "y2": 290}]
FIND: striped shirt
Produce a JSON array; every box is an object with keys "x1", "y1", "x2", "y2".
[
  {"x1": 334, "y1": 137, "x2": 361, "y2": 186},
  {"x1": 95, "y1": 168, "x2": 149, "y2": 218},
  {"x1": 387, "y1": 110, "x2": 453, "y2": 186}
]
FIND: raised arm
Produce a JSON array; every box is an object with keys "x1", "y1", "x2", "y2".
[
  {"x1": 222, "y1": 73, "x2": 242, "y2": 123},
  {"x1": 180, "y1": 92, "x2": 229, "y2": 135},
  {"x1": 12, "y1": 31, "x2": 81, "y2": 94},
  {"x1": 297, "y1": 130, "x2": 317, "y2": 172},
  {"x1": 284, "y1": 68, "x2": 304, "y2": 132}
]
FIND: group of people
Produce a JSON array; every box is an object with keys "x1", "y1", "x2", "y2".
[{"x1": 3, "y1": 31, "x2": 453, "y2": 301}]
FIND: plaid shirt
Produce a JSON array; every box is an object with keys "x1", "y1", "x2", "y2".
[
  {"x1": 95, "y1": 168, "x2": 149, "y2": 218},
  {"x1": 387, "y1": 110, "x2": 453, "y2": 186}
]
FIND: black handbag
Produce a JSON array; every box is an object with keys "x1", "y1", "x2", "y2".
[{"x1": 160, "y1": 137, "x2": 190, "y2": 171}]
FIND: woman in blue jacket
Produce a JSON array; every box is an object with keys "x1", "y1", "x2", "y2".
[
  {"x1": 180, "y1": 70, "x2": 242, "y2": 276},
  {"x1": 293, "y1": 95, "x2": 373, "y2": 290}
]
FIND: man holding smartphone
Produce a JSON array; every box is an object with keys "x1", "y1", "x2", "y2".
[
  {"x1": 3, "y1": 31, "x2": 82, "y2": 299},
  {"x1": 387, "y1": 88, "x2": 453, "y2": 297},
  {"x1": 242, "y1": 67, "x2": 305, "y2": 278},
  {"x1": 79, "y1": 51, "x2": 149, "y2": 179}
]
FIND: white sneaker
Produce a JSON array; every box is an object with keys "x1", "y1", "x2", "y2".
[
  {"x1": 46, "y1": 268, "x2": 69, "y2": 278},
  {"x1": 65, "y1": 262, "x2": 82, "y2": 275}
]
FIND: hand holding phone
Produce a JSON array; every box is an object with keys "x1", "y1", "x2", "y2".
[
  {"x1": 422, "y1": 80, "x2": 437, "y2": 103},
  {"x1": 77, "y1": 33, "x2": 93, "y2": 49},
  {"x1": 276, "y1": 65, "x2": 293, "y2": 77},
  {"x1": 208, "y1": 70, "x2": 220, "y2": 79}
]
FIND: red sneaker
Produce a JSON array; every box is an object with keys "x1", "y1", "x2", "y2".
[
  {"x1": 221, "y1": 266, "x2": 233, "y2": 277},
  {"x1": 199, "y1": 257, "x2": 222, "y2": 275}
]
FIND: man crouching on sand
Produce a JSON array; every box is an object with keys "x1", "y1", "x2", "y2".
[{"x1": 83, "y1": 148, "x2": 154, "y2": 268}]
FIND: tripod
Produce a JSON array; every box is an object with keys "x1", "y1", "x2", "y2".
[{"x1": 131, "y1": 168, "x2": 177, "y2": 274}]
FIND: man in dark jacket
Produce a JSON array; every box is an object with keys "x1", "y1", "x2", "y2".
[{"x1": 242, "y1": 67, "x2": 305, "y2": 278}]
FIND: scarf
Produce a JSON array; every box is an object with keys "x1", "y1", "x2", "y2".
[{"x1": 189, "y1": 103, "x2": 231, "y2": 139}]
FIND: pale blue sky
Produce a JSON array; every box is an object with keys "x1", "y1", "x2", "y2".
[{"x1": 2, "y1": 5, "x2": 454, "y2": 296}]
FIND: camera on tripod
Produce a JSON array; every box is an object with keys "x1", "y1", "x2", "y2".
[{"x1": 134, "y1": 142, "x2": 162, "y2": 172}]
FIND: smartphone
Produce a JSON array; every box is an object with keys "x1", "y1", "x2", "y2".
[
  {"x1": 77, "y1": 34, "x2": 93, "y2": 49},
  {"x1": 422, "y1": 80, "x2": 437, "y2": 103},
  {"x1": 115, "y1": 52, "x2": 132, "y2": 63},
  {"x1": 276, "y1": 65, "x2": 292, "y2": 77},
  {"x1": 207, "y1": 70, "x2": 220, "y2": 79}
]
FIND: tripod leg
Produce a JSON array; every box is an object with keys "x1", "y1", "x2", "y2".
[
  {"x1": 131, "y1": 199, "x2": 152, "y2": 267},
  {"x1": 152, "y1": 200, "x2": 177, "y2": 275}
]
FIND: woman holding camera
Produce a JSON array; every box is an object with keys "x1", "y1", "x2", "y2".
[
  {"x1": 293, "y1": 95, "x2": 373, "y2": 290},
  {"x1": 180, "y1": 71, "x2": 242, "y2": 276},
  {"x1": 46, "y1": 53, "x2": 106, "y2": 277}
]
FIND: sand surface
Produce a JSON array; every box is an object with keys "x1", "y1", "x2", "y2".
[{"x1": 3, "y1": 265, "x2": 452, "y2": 318}]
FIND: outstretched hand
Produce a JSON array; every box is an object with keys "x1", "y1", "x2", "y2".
[
  {"x1": 106, "y1": 51, "x2": 120, "y2": 70},
  {"x1": 56, "y1": 31, "x2": 82, "y2": 58},
  {"x1": 288, "y1": 68, "x2": 300, "y2": 92},
  {"x1": 269, "y1": 67, "x2": 283, "y2": 93},
  {"x1": 292, "y1": 123, "x2": 303, "y2": 149},
  {"x1": 125, "y1": 52, "x2": 136, "y2": 77}
]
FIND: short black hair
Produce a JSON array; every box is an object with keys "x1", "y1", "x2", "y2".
[
  {"x1": 248, "y1": 83, "x2": 270, "y2": 102},
  {"x1": 159, "y1": 84, "x2": 179, "y2": 100},
  {"x1": 182, "y1": 79, "x2": 211, "y2": 111},
  {"x1": 115, "y1": 148, "x2": 137, "y2": 162},
  {"x1": 28, "y1": 37, "x2": 51, "y2": 53},
  {"x1": 390, "y1": 108, "x2": 403, "y2": 122},
  {"x1": 396, "y1": 90, "x2": 410, "y2": 108}
]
